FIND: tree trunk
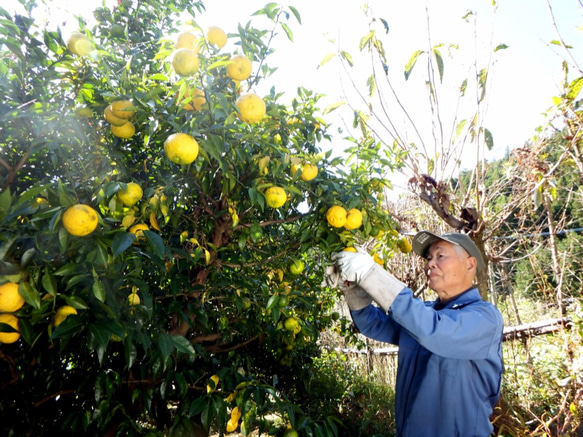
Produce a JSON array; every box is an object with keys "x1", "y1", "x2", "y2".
[{"x1": 543, "y1": 192, "x2": 566, "y2": 317}]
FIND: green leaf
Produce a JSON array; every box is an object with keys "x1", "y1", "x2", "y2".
[
  {"x1": 494, "y1": 43, "x2": 509, "y2": 52},
  {"x1": 171, "y1": 335, "x2": 196, "y2": 356},
  {"x1": 53, "y1": 263, "x2": 78, "y2": 276},
  {"x1": 122, "y1": 336, "x2": 136, "y2": 367},
  {"x1": 340, "y1": 50, "x2": 353, "y2": 67},
  {"x1": 567, "y1": 76, "x2": 583, "y2": 100},
  {"x1": 319, "y1": 53, "x2": 335, "y2": 68},
  {"x1": 433, "y1": 48, "x2": 444, "y2": 82},
  {"x1": 92, "y1": 279, "x2": 106, "y2": 303},
  {"x1": 367, "y1": 75, "x2": 376, "y2": 97},
  {"x1": 404, "y1": 50, "x2": 424, "y2": 80},
  {"x1": 148, "y1": 73, "x2": 169, "y2": 81},
  {"x1": 322, "y1": 101, "x2": 345, "y2": 115},
  {"x1": 89, "y1": 322, "x2": 111, "y2": 364},
  {"x1": 484, "y1": 128, "x2": 494, "y2": 151},
  {"x1": 57, "y1": 180, "x2": 75, "y2": 207},
  {"x1": 15, "y1": 185, "x2": 48, "y2": 207},
  {"x1": 0, "y1": 236, "x2": 17, "y2": 262},
  {"x1": 281, "y1": 23, "x2": 293, "y2": 41},
  {"x1": 51, "y1": 316, "x2": 84, "y2": 340},
  {"x1": 144, "y1": 230, "x2": 166, "y2": 258},
  {"x1": 380, "y1": 18, "x2": 390, "y2": 33},
  {"x1": 0, "y1": 188, "x2": 11, "y2": 215},
  {"x1": 19, "y1": 282, "x2": 41, "y2": 309},
  {"x1": 42, "y1": 269, "x2": 57, "y2": 296},
  {"x1": 288, "y1": 5, "x2": 301, "y2": 24},
  {"x1": 158, "y1": 333, "x2": 173, "y2": 359},
  {"x1": 455, "y1": 119, "x2": 467, "y2": 138},
  {"x1": 478, "y1": 68, "x2": 488, "y2": 101},
  {"x1": 63, "y1": 295, "x2": 90, "y2": 310},
  {"x1": 201, "y1": 399, "x2": 214, "y2": 430},
  {"x1": 112, "y1": 231, "x2": 135, "y2": 257},
  {"x1": 459, "y1": 79, "x2": 468, "y2": 97},
  {"x1": 20, "y1": 248, "x2": 35, "y2": 267},
  {"x1": 359, "y1": 30, "x2": 374, "y2": 51},
  {"x1": 266, "y1": 294, "x2": 278, "y2": 310},
  {"x1": 0, "y1": 322, "x2": 18, "y2": 334}
]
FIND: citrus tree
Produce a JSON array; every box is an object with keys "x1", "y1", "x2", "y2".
[{"x1": 0, "y1": 1, "x2": 399, "y2": 435}]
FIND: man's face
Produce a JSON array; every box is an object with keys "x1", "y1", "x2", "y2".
[{"x1": 425, "y1": 240, "x2": 476, "y2": 302}]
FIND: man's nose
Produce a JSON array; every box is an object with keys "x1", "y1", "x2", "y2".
[{"x1": 426, "y1": 259, "x2": 435, "y2": 273}]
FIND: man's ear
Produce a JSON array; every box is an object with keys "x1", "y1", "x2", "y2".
[{"x1": 467, "y1": 256, "x2": 478, "y2": 272}]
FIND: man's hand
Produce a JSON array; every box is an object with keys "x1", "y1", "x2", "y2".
[
  {"x1": 321, "y1": 265, "x2": 372, "y2": 310},
  {"x1": 331, "y1": 248, "x2": 375, "y2": 284}
]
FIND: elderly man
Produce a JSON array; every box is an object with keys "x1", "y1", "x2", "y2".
[{"x1": 330, "y1": 231, "x2": 504, "y2": 437}]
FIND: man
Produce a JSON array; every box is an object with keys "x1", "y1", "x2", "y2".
[{"x1": 329, "y1": 231, "x2": 504, "y2": 437}]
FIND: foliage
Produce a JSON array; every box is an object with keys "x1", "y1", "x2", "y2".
[
  {"x1": 303, "y1": 351, "x2": 396, "y2": 437},
  {"x1": 492, "y1": 314, "x2": 583, "y2": 437},
  {"x1": 0, "y1": 1, "x2": 402, "y2": 435}
]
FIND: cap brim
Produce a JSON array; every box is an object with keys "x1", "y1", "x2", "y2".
[{"x1": 412, "y1": 231, "x2": 444, "y2": 258}]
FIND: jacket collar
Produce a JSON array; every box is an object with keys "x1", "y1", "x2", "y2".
[{"x1": 433, "y1": 287, "x2": 481, "y2": 310}]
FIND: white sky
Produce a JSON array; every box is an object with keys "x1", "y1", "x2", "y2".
[{"x1": 5, "y1": 0, "x2": 583, "y2": 170}]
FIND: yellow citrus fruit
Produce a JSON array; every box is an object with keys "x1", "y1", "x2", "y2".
[
  {"x1": 207, "y1": 26, "x2": 227, "y2": 49},
  {"x1": 172, "y1": 48, "x2": 199, "y2": 76},
  {"x1": 109, "y1": 23, "x2": 125, "y2": 38},
  {"x1": 397, "y1": 238, "x2": 412, "y2": 253},
  {"x1": 175, "y1": 31, "x2": 197, "y2": 50},
  {"x1": 284, "y1": 316, "x2": 301, "y2": 334},
  {"x1": 226, "y1": 419, "x2": 238, "y2": 433},
  {"x1": 345, "y1": 208, "x2": 363, "y2": 230},
  {"x1": 129, "y1": 223, "x2": 149, "y2": 239},
  {"x1": 226, "y1": 406, "x2": 241, "y2": 432},
  {"x1": 110, "y1": 100, "x2": 135, "y2": 119},
  {"x1": 326, "y1": 205, "x2": 347, "y2": 228},
  {"x1": 343, "y1": 247, "x2": 357, "y2": 253},
  {"x1": 284, "y1": 430, "x2": 299, "y2": 437},
  {"x1": 117, "y1": 182, "x2": 143, "y2": 207},
  {"x1": 0, "y1": 282, "x2": 25, "y2": 313},
  {"x1": 67, "y1": 32, "x2": 94, "y2": 56},
  {"x1": 370, "y1": 226, "x2": 383, "y2": 239},
  {"x1": 53, "y1": 305, "x2": 78, "y2": 327},
  {"x1": 300, "y1": 163, "x2": 318, "y2": 181},
  {"x1": 230, "y1": 406, "x2": 241, "y2": 422},
  {"x1": 0, "y1": 313, "x2": 20, "y2": 344},
  {"x1": 111, "y1": 122, "x2": 135, "y2": 139},
  {"x1": 289, "y1": 259, "x2": 305, "y2": 275},
  {"x1": 181, "y1": 87, "x2": 206, "y2": 111},
  {"x1": 236, "y1": 93, "x2": 266, "y2": 124},
  {"x1": 127, "y1": 293, "x2": 140, "y2": 305},
  {"x1": 372, "y1": 253, "x2": 385, "y2": 266},
  {"x1": 164, "y1": 132, "x2": 199, "y2": 165},
  {"x1": 207, "y1": 374, "x2": 219, "y2": 393},
  {"x1": 226, "y1": 54, "x2": 252, "y2": 81},
  {"x1": 104, "y1": 105, "x2": 129, "y2": 126},
  {"x1": 62, "y1": 204, "x2": 99, "y2": 236},
  {"x1": 265, "y1": 186, "x2": 287, "y2": 208}
]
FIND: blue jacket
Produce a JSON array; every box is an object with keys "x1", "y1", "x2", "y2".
[{"x1": 351, "y1": 287, "x2": 503, "y2": 437}]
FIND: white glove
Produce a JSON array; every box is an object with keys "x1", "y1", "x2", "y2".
[
  {"x1": 338, "y1": 281, "x2": 373, "y2": 311},
  {"x1": 331, "y1": 247, "x2": 375, "y2": 284},
  {"x1": 322, "y1": 265, "x2": 341, "y2": 288},
  {"x1": 321, "y1": 265, "x2": 372, "y2": 310}
]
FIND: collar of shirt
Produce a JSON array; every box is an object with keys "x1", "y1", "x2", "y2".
[{"x1": 432, "y1": 287, "x2": 481, "y2": 311}]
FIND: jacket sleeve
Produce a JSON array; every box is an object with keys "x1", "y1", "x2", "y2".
[
  {"x1": 350, "y1": 304, "x2": 402, "y2": 345},
  {"x1": 389, "y1": 288, "x2": 503, "y2": 360}
]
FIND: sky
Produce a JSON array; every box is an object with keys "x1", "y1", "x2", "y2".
[{"x1": 4, "y1": 0, "x2": 583, "y2": 172}]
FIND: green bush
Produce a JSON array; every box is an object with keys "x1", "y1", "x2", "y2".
[{"x1": 302, "y1": 351, "x2": 396, "y2": 437}]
